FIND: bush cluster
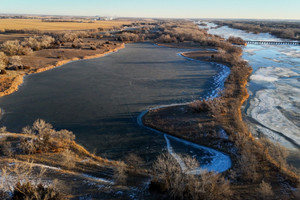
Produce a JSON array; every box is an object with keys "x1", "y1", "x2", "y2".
[
  {"x1": 19, "y1": 119, "x2": 75, "y2": 154},
  {"x1": 0, "y1": 35, "x2": 55, "y2": 56},
  {"x1": 155, "y1": 21, "x2": 243, "y2": 56},
  {"x1": 151, "y1": 153, "x2": 232, "y2": 200},
  {"x1": 216, "y1": 21, "x2": 300, "y2": 40},
  {"x1": 118, "y1": 32, "x2": 140, "y2": 42},
  {"x1": 226, "y1": 36, "x2": 246, "y2": 45},
  {"x1": 0, "y1": 52, "x2": 8, "y2": 70}
]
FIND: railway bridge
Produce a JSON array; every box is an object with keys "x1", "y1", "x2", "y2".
[{"x1": 246, "y1": 41, "x2": 300, "y2": 45}]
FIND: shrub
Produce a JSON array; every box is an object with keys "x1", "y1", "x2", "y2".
[
  {"x1": 32, "y1": 119, "x2": 53, "y2": 134},
  {"x1": 19, "y1": 119, "x2": 75, "y2": 154},
  {"x1": 96, "y1": 43, "x2": 104, "y2": 48},
  {"x1": 238, "y1": 149, "x2": 259, "y2": 182},
  {"x1": 22, "y1": 36, "x2": 55, "y2": 51},
  {"x1": 90, "y1": 44, "x2": 97, "y2": 50},
  {"x1": 39, "y1": 35, "x2": 55, "y2": 49},
  {"x1": 72, "y1": 42, "x2": 83, "y2": 49},
  {"x1": 124, "y1": 153, "x2": 144, "y2": 169},
  {"x1": 20, "y1": 46, "x2": 33, "y2": 55},
  {"x1": 118, "y1": 32, "x2": 140, "y2": 42},
  {"x1": 0, "y1": 52, "x2": 8, "y2": 70},
  {"x1": 155, "y1": 34, "x2": 177, "y2": 43},
  {"x1": 226, "y1": 36, "x2": 246, "y2": 45},
  {"x1": 0, "y1": 142, "x2": 13, "y2": 157},
  {"x1": 22, "y1": 126, "x2": 34, "y2": 135},
  {"x1": 61, "y1": 149, "x2": 76, "y2": 169},
  {"x1": 8, "y1": 56, "x2": 23, "y2": 69},
  {"x1": 0, "y1": 40, "x2": 22, "y2": 56},
  {"x1": 22, "y1": 37, "x2": 40, "y2": 51},
  {"x1": 113, "y1": 162, "x2": 127, "y2": 185},
  {"x1": 60, "y1": 32, "x2": 78, "y2": 42},
  {"x1": 0, "y1": 126, "x2": 7, "y2": 133},
  {"x1": 13, "y1": 182, "x2": 65, "y2": 200},
  {"x1": 257, "y1": 180, "x2": 274, "y2": 200},
  {"x1": 53, "y1": 129, "x2": 75, "y2": 142},
  {"x1": 152, "y1": 153, "x2": 181, "y2": 190},
  {"x1": 186, "y1": 171, "x2": 232, "y2": 200},
  {"x1": 0, "y1": 162, "x2": 57, "y2": 198},
  {"x1": 181, "y1": 155, "x2": 199, "y2": 171},
  {"x1": 260, "y1": 137, "x2": 289, "y2": 169},
  {"x1": 19, "y1": 138, "x2": 36, "y2": 154},
  {"x1": 151, "y1": 153, "x2": 232, "y2": 200}
]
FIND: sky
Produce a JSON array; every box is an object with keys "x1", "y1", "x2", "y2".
[{"x1": 1, "y1": 0, "x2": 300, "y2": 20}]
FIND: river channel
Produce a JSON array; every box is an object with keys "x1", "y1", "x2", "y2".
[{"x1": 0, "y1": 42, "x2": 232, "y2": 171}]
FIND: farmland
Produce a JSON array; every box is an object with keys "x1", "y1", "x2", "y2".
[{"x1": 0, "y1": 19, "x2": 133, "y2": 31}]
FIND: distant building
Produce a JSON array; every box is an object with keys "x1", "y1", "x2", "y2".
[{"x1": 94, "y1": 17, "x2": 114, "y2": 21}]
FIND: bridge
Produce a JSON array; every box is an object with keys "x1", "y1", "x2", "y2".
[{"x1": 245, "y1": 40, "x2": 300, "y2": 45}]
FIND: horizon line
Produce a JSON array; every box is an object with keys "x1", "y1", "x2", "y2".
[{"x1": 0, "y1": 13, "x2": 300, "y2": 21}]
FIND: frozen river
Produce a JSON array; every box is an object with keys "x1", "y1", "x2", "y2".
[{"x1": 200, "y1": 21, "x2": 300, "y2": 167}]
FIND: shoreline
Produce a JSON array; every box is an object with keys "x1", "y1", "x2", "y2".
[
  {"x1": 137, "y1": 105, "x2": 232, "y2": 173},
  {"x1": 142, "y1": 44, "x2": 300, "y2": 196},
  {"x1": 141, "y1": 50, "x2": 240, "y2": 159},
  {"x1": 135, "y1": 48, "x2": 234, "y2": 173},
  {"x1": 0, "y1": 43, "x2": 125, "y2": 98}
]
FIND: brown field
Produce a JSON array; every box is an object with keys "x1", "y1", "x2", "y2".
[
  {"x1": 0, "y1": 19, "x2": 134, "y2": 31},
  {"x1": 0, "y1": 33, "x2": 31, "y2": 43}
]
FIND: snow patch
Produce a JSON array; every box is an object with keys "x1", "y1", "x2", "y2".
[
  {"x1": 248, "y1": 89, "x2": 300, "y2": 146},
  {"x1": 138, "y1": 110, "x2": 231, "y2": 174},
  {"x1": 206, "y1": 63, "x2": 231, "y2": 99},
  {"x1": 250, "y1": 75, "x2": 278, "y2": 82},
  {"x1": 281, "y1": 50, "x2": 300, "y2": 58},
  {"x1": 165, "y1": 134, "x2": 231, "y2": 173},
  {"x1": 81, "y1": 174, "x2": 114, "y2": 185},
  {"x1": 250, "y1": 67, "x2": 299, "y2": 82}
]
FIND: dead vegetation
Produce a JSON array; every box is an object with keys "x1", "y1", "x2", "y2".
[
  {"x1": 150, "y1": 153, "x2": 232, "y2": 200},
  {"x1": 0, "y1": 162, "x2": 64, "y2": 200},
  {"x1": 214, "y1": 20, "x2": 300, "y2": 40},
  {"x1": 226, "y1": 36, "x2": 246, "y2": 45},
  {"x1": 19, "y1": 119, "x2": 75, "y2": 154}
]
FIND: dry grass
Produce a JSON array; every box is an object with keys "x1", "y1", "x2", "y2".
[{"x1": 0, "y1": 19, "x2": 134, "y2": 31}]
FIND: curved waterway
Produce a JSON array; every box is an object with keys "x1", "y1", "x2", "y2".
[
  {"x1": 199, "y1": 22, "x2": 300, "y2": 168},
  {"x1": 0, "y1": 43, "x2": 231, "y2": 172}
]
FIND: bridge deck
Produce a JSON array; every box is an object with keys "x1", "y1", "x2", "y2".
[{"x1": 246, "y1": 41, "x2": 300, "y2": 45}]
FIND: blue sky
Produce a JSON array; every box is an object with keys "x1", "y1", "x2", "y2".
[{"x1": 1, "y1": 0, "x2": 300, "y2": 19}]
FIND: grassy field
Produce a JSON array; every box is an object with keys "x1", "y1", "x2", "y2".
[{"x1": 0, "y1": 19, "x2": 134, "y2": 31}]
